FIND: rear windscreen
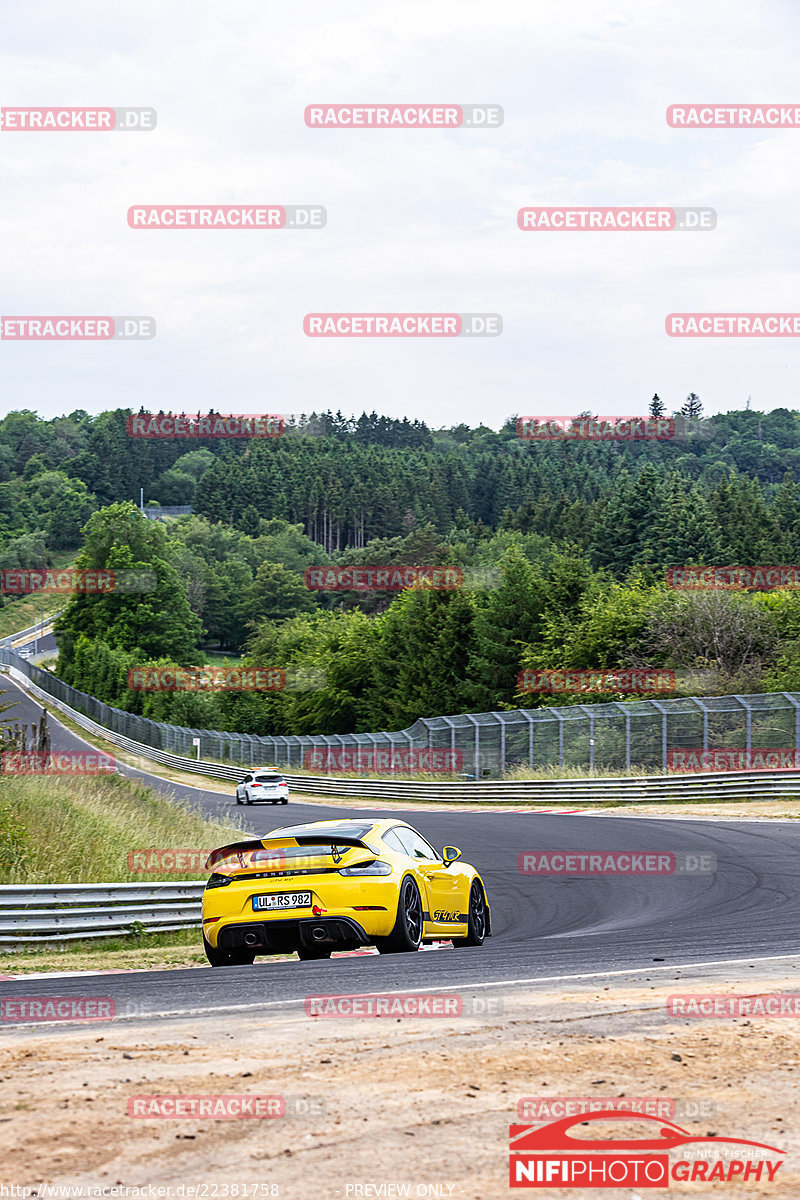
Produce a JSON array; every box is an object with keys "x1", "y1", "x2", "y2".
[
  {"x1": 255, "y1": 775, "x2": 285, "y2": 783},
  {"x1": 273, "y1": 821, "x2": 375, "y2": 840}
]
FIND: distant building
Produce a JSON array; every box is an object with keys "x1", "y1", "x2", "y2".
[{"x1": 141, "y1": 506, "x2": 193, "y2": 521}]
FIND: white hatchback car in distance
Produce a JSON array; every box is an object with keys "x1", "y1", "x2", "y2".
[{"x1": 235, "y1": 771, "x2": 290, "y2": 805}]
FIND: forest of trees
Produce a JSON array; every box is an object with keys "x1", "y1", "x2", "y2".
[
  {"x1": 51, "y1": 494, "x2": 800, "y2": 738},
  {"x1": 7, "y1": 401, "x2": 800, "y2": 736},
  {"x1": 4, "y1": 405, "x2": 800, "y2": 575}
]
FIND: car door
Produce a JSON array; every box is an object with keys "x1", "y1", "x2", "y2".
[
  {"x1": 238, "y1": 774, "x2": 252, "y2": 802},
  {"x1": 393, "y1": 827, "x2": 466, "y2": 932}
]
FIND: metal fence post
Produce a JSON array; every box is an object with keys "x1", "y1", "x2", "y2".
[
  {"x1": 783, "y1": 693, "x2": 800, "y2": 756},
  {"x1": 523, "y1": 711, "x2": 534, "y2": 768},
  {"x1": 650, "y1": 700, "x2": 668, "y2": 772},
  {"x1": 689, "y1": 697, "x2": 709, "y2": 751},
  {"x1": 441, "y1": 717, "x2": 456, "y2": 772},
  {"x1": 492, "y1": 714, "x2": 506, "y2": 776},
  {"x1": 735, "y1": 696, "x2": 752, "y2": 751},
  {"x1": 613, "y1": 703, "x2": 631, "y2": 770},
  {"x1": 464, "y1": 714, "x2": 479, "y2": 778}
]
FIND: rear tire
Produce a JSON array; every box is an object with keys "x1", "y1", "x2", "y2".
[
  {"x1": 451, "y1": 881, "x2": 487, "y2": 947},
  {"x1": 203, "y1": 938, "x2": 256, "y2": 967},
  {"x1": 375, "y1": 877, "x2": 423, "y2": 954},
  {"x1": 281, "y1": 798, "x2": 289, "y2": 805},
  {"x1": 245, "y1": 793, "x2": 252, "y2": 805},
  {"x1": 235, "y1": 793, "x2": 242, "y2": 805},
  {"x1": 297, "y1": 946, "x2": 332, "y2": 960}
]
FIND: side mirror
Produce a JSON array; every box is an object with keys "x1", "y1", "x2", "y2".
[{"x1": 442, "y1": 846, "x2": 462, "y2": 867}]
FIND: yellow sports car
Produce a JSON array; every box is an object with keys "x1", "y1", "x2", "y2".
[{"x1": 201, "y1": 818, "x2": 491, "y2": 966}]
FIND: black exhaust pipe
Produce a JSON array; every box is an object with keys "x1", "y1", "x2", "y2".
[
  {"x1": 243, "y1": 931, "x2": 259, "y2": 946},
  {"x1": 311, "y1": 926, "x2": 328, "y2": 942}
]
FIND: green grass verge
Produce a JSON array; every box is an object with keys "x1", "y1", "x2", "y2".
[
  {"x1": 0, "y1": 551, "x2": 74, "y2": 640},
  {"x1": 0, "y1": 928, "x2": 295, "y2": 974},
  {"x1": 0, "y1": 930, "x2": 209, "y2": 974},
  {"x1": 0, "y1": 770, "x2": 246, "y2": 885},
  {"x1": 0, "y1": 771, "x2": 256, "y2": 972}
]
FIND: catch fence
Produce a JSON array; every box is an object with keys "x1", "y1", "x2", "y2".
[{"x1": 2, "y1": 649, "x2": 799, "y2": 777}]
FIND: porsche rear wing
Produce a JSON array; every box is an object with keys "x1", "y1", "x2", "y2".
[
  {"x1": 205, "y1": 834, "x2": 378, "y2": 872},
  {"x1": 259, "y1": 834, "x2": 378, "y2": 851}
]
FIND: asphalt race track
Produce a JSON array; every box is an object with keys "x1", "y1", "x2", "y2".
[{"x1": 2, "y1": 674, "x2": 799, "y2": 1025}]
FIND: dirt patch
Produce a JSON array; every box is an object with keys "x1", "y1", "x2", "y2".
[{"x1": 2, "y1": 972, "x2": 799, "y2": 1198}]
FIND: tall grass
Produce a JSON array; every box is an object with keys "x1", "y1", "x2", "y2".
[
  {"x1": 0, "y1": 550, "x2": 74, "y2": 639},
  {"x1": 0, "y1": 772, "x2": 247, "y2": 884},
  {"x1": 281, "y1": 762, "x2": 661, "y2": 784},
  {"x1": 504, "y1": 763, "x2": 661, "y2": 781}
]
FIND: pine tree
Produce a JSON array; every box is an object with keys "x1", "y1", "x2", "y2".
[
  {"x1": 468, "y1": 546, "x2": 546, "y2": 708},
  {"x1": 649, "y1": 393, "x2": 666, "y2": 419},
  {"x1": 681, "y1": 393, "x2": 703, "y2": 418}
]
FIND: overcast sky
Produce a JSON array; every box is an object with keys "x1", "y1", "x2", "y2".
[{"x1": 2, "y1": 0, "x2": 800, "y2": 429}]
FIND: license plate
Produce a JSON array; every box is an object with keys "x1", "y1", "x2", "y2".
[{"x1": 252, "y1": 891, "x2": 312, "y2": 911}]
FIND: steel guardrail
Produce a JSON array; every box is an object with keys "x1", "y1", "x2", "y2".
[
  {"x1": 0, "y1": 882, "x2": 204, "y2": 948},
  {"x1": 3, "y1": 661, "x2": 800, "y2": 803},
  {"x1": 4, "y1": 645, "x2": 800, "y2": 804},
  {"x1": 0, "y1": 614, "x2": 59, "y2": 650}
]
